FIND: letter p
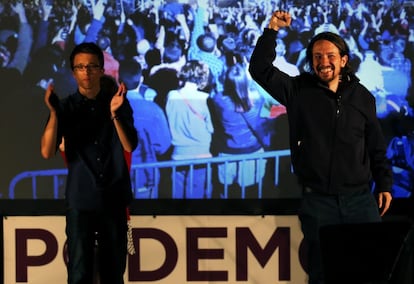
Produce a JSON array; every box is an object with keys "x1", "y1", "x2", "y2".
[{"x1": 15, "y1": 229, "x2": 58, "y2": 282}]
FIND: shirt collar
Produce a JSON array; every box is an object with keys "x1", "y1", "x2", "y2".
[{"x1": 73, "y1": 89, "x2": 103, "y2": 103}]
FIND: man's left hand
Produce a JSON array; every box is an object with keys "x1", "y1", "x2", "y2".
[{"x1": 378, "y1": 191, "x2": 392, "y2": 216}]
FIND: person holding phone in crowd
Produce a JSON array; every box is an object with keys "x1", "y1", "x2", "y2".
[
  {"x1": 249, "y1": 11, "x2": 393, "y2": 284},
  {"x1": 40, "y1": 42, "x2": 137, "y2": 284}
]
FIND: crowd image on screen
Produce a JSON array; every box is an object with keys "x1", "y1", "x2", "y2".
[{"x1": 1, "y1": 0, "x2": 413, "y2": 199}]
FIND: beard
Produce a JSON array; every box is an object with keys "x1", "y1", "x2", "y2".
[{"x1": 315, "y1": 64, "x2": 336, "y2": 83}]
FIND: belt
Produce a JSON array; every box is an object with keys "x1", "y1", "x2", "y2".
[
  {"x1": 302, "y1": 186, "x2": 335, "y2": 196},
  {"x1": 303, "y1": 185, "x2": 370, "y2": 195},
  {"x1": 303, "y1": 186, "x2": 318, "y2": 194}
]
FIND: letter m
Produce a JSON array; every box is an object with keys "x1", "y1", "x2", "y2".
[{"x1": 236, "y1": 227, "x2": 290, "y2": 281}]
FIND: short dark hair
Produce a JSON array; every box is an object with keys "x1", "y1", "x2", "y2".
[
  {"x1": 69, "y1": 42, "x2": 104, "y2": 70},
  {"x1": 119, "y1": 59, "x2": 142, "y2": 90},
  {"x1": 197, "y1": 33, "x2": 216, "y2": 53},
  {"x1": 305, "y1": 32, "x2": 353, "y2": 74},
  {"x1": 163, "y1": 43, "x2": 182, "y2": 63}
]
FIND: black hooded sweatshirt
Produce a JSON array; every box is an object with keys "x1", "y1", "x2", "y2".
[{"x1": 249, "y1": 28, "x2": 392, "y2": 195}]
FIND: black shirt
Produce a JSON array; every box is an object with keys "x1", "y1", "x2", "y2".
[{"x1": 55, "y1": 90, "x2": 138, "y2": 210}]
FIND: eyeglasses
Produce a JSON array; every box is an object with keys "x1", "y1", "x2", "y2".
[{"x1": 73, "y1": 64, "x2": 101, "y2": 72}]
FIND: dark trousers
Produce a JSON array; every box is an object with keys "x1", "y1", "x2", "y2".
[
  {"x1": 66, "y1": 208, "x2": 128, "y2": 284},
  {"x1": 298, "y1": 188, "x2": 382, "y2": 284}
]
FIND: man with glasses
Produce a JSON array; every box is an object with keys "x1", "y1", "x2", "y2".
[{"x1": 40, "y1": 42, "x2": 138, "y2": 284}]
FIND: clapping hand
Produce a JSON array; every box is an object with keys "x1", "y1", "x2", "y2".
[{"x1": 110, "y1": 82, "x2": 126, "y2": 115}]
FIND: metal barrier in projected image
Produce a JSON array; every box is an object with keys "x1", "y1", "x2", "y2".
[{"x1": 9, "y1": 149, "x2": 298, "y2": 200}]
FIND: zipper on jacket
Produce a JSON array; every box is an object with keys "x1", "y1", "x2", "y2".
[
  {"x1": 327, "y1": 92, "x2": 342, "y2": 193},
  {"x1": 336, "y1": 94, "x2": 342, "y2": 117}
]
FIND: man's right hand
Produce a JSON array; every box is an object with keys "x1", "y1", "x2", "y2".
[{"x1": 269, "y1": 11, "x2": 292, "y2": 31}]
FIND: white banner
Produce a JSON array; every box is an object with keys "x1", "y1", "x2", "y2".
[{"x1": 4, "y1": 215, "x2": 307, "y2": 283}]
